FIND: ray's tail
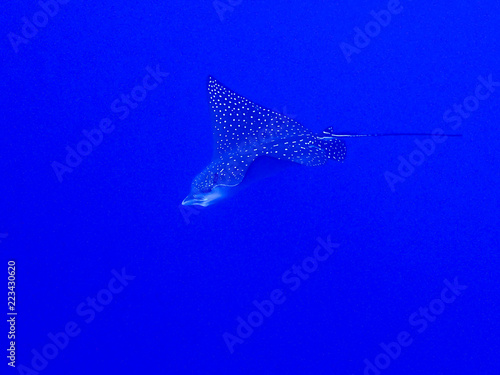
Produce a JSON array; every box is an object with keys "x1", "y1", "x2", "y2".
[
  {"x1": 320, "y1": 127, "x2": 463, "y2": 138},
  {"x1": 316, "y1": 126, "x2": 462, "y2": 162}
]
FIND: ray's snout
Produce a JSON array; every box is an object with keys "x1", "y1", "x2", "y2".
[
  {"x1": 181, "y1": 195, "x2": 204, "y2": 206},
  {"x1": 182, "y1": 188, "x2": 224, "y2": 207}
]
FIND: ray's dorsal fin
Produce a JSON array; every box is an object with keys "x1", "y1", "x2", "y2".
[{"x1": 207, "y1": 76, "x2": 313, "y2": 157}]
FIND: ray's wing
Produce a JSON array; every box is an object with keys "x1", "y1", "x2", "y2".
[
  {"x1": 208, "y1": 77, "x2": 313, "y2": 154},
  {"x1": 207, "y1": 76, "x2": 330, "y2": 167},
  {"x1": 258, "y1": 136, "x2": 329, "y2": 166}
]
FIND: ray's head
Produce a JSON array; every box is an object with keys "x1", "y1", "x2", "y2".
[{"x1": 182, "y1": 162, "x2": 229, "y2": 207}]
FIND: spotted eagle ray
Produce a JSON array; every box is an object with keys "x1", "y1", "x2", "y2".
[{"x1": 182, "y1": 77, "x2": 461, "y2": 206}]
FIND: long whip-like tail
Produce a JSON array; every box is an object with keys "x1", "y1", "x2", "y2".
[{"x1": 325, "y1": 133, "x2": 463, "y2": 138}]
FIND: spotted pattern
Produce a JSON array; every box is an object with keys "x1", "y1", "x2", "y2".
[{"x1": 189, "y1": 76, "x2": 347, "y2": 195}]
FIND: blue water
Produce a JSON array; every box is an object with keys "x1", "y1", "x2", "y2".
[{"x1": 2, "y1": 1, "x2": 499, "y2": 374}]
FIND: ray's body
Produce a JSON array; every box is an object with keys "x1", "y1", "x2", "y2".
[{"x1": 182, "y1": 77, "x2": 346, "y2": 206}]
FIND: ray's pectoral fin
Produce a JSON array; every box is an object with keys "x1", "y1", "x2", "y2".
[
  {"x1": 262, "y1": 139, "x2": 327, "y2": 167},
  {"x1": 262, "y1": 129, "x2": 346, "y2": 166}
]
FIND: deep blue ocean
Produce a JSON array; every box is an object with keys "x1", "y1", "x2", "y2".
[{"x1": 2, "y1": 1, "x2": 499, "y2": 374}]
